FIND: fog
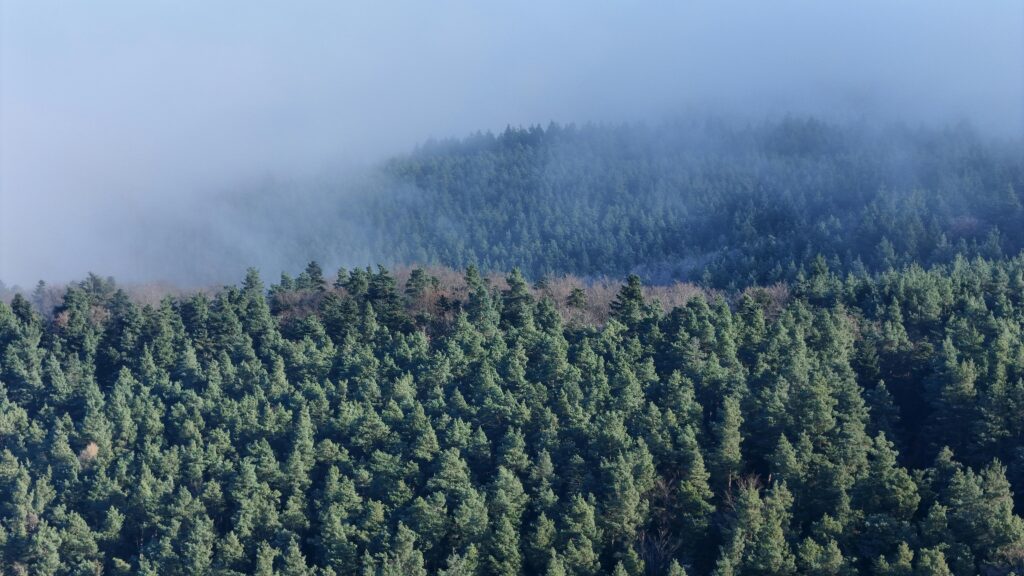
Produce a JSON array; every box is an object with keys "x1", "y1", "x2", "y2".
[{"x1": 1, "y1": 0, "x2": 1022, "y2": 287}]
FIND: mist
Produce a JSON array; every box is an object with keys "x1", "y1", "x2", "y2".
[{"x1": 1, "y1": 0, "x2": 1022, "y2": 287}]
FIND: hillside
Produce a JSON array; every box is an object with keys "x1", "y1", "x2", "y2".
[
  {"x1": 364, "y1": 119, "x2": 1024, "y2": 287},
  {"x1": 4, "y1": 258, "x2": 1024, "y2": 574}
]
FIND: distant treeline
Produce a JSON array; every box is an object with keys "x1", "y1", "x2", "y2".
[
  {"x1": 3, "y1": 256, "x2": 1024, "y2": 574},
  {"x1": 365, "y1": 118, "x2": 1024, "y2": 287},
  {"x1": 16, "y1": 117, "x2": 1015, "y2": 290}
]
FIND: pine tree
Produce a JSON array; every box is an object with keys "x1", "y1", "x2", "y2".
[
  {"x1": 281, "y1": 537, "x2": 311, "y2": 576},
  {"x1": 438, "y1": 544, "x2": 480, "y2": 576},
  {"x1": 853, "y1": 433, "x2": 920, "y2": 521},
  {"x1": 378, "y1": 524, "x2": 428, "y2": 576},
  {"x1": 484, "y1": 513, "x2": 522, "y2": 576},
  {"x1": 599, "y1": 453, "x2": 647, "y2": 546},
  {"x1": 873, "y1": 541, "x2": 913, "y2": 576},
  {"x1": 545, "y1": 550, "x2": 568, "y2": 576},
  {"x1": 611, "y1": 275, "x2": 648, "y2": 329},
  {"x1": 501, "y1": 268, "x2": 535, "y2": 332},
  {"x1": 666, "y1": 559, "x2": 688, "y2": 576},
  {"x1": 254, "y1": 541, "x2": 278, "y2": 576},
  {"x1": 562, "y1": 494, "x2": 602, "y2": 576},
  {"x1": 711, "y1": 394, "x2": 744, "y2": 488},
  {"x1": 714, "y1": 480, "x2": 796, "y2": 576},
  {"x1": 527, "y1": 512, "x2": 557, "y2": 573},
  {"x1": 914, "y1": 547, "x2": 952, "y2": 576},
  {"x1": 465, "y1": 266, "x2": 500, "y2": 333}
]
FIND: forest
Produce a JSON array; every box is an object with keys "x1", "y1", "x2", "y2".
[
  {"x1": 147, "y1": 118, "x2": 1024, "y2": 288},
  {"x1": 362, "y1": 119, "x2": 1024, "y2": 287},
  {"x1": 3, "y1": 254, "x2": 1024, "y2": 574},
  {"x1": 2, "y1": 118, "x2": 1024, "y2": 575}
]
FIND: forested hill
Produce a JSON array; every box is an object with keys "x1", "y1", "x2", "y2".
[
  {"x1": 72, "y1": 118, "x2": 1024, "y2": 289},
  {"x1": 4, "y1": 258, "x2": 1024, "y2": 574},
  {"x1": 364, "y1": 119, "x2": 1024, "y2": 287}
]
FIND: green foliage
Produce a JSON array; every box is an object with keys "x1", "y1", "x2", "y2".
[
  {"x1": 3, "y1": 257, "x2": 1024, "y2": 574},
  {"x1": 366, "y1": 120, "x2": 1024, "y2": 287}
]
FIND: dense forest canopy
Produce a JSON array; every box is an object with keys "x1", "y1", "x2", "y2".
[
  {"x1": 370, "y1": 119, "x2": 1024, "y2": 287},
  {"x1": 4, "y1": 254, "x2": 1024, "y2": 574}
]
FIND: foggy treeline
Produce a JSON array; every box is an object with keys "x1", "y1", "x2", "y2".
[
  {"x1": 100, "y1": 117, "x2": 1024, "y2": 289},
  {"x1": 3, "y1": 1, "x2": 1022, "y2": 286}
]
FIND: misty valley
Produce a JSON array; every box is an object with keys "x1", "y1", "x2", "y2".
[{"x1": 3, "y1": 116, "x2": 1024, "y2": 576}]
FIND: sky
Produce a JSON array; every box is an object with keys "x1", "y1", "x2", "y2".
[{"x1": 1, "y1": 0, "x2": 1022, "y2": 286}]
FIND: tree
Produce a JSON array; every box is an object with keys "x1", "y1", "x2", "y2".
[
  {"x1": 567, "y1": 287, "x2": 587, "y2": 309},
  {"x1": 853, "y1": 433, "x2": 920, "y2": 521},
  {"x1": 501, "y1": 268, "x2": 535, "y2": 331},
  {"x1": 711, "y1": 395, "x2": 744, "y2": 488},
  {"x1": 545, "y1": 550, "x2": 567, "y2": 576},
  {"x1": 254, "y1": 541, "x2": 278, "y2": 576},
  {"x1": 465, "y1": 266, "x2": 499, "y2": 333},
  {"x1": 298, "y1": 261, "x2": 326, "y2": 291},
  {"x1": 611, "y1": 275, "x2": 648, "y2": 329},
  {"x1": 599, "y1": 453, "x2": 648, "y2": 546},
  {"x1": 914, "y1": 547, "x2": 952, "y2": 576},
  {"x1": 437, "y1": 545, "x2": 479, "y2": 576},
  {"x1": 666, "y1": 559, "x2": 688, "y2": 576},
  {"x1": 405, "y1": 268, "x2": 436, "y2": 306},
  {"x1": 714, "y1": 480, "x2": 796, "y2": 576},
  {"x1": 562, "y1": 495, "x2": 602, "y2": 576},
  {"x1": 484, "y1": 513, "x2": 522, "y2": 576},
  {"x1": 281, "y1": 537, "x2": 312, "y2": 576}
]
